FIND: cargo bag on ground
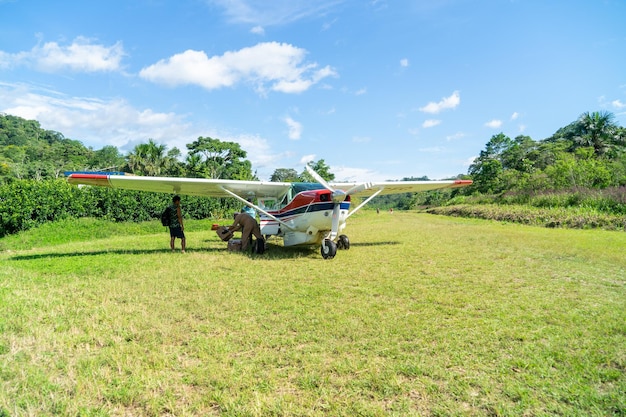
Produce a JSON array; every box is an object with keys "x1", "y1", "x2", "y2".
[{"x1": 216, "y1": 226, "x2": 234, "y2": 241}]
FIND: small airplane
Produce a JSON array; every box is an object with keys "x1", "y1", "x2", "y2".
[{"x1": 67, "y1": 167, "x2": 472, "y2": 259}]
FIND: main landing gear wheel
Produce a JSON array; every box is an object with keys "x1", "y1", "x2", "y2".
[
  {"x1": 321, "y1": 239, "x2": 337, "y2": 259},
  {"x1": 337, "y1": 234, "x2": 350, "y2": 250}
]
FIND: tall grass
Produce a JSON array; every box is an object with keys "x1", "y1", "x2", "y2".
[
  {"x1": 1, "y1": 212, "x2": 625, "y2": 416},
  {"x1": 454, "y1": 186, "x2": 626, "y2": 216},
  {"x1": 428, "y1": 204, "x2": 626, "y2": 230}
]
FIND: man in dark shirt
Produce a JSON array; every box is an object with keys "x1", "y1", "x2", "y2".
[{"x1": 169, "y1": 195, "x2": 186, "y2": 253}]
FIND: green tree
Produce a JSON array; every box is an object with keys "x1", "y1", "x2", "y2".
[
  {"x1": 500, "y1": 135, "x2": 537, "y2": 173},
  {"x1": 49, "y1": 139, "x2": 92, "y2": 177},
  {"x1": 164, "y1": 147, "x2": 185, "y2": 176},
  {"x1": 300, "y1": 159, "x2": 335, "y2": 182},
  {"x1": 468, "y1": 133, "x2": 511, "y2": 193},
  {"x1": 88, "y1": 145, "x2": 126, "y2": 171},
  {"x1": 184, "y1": 153, "x2": 205, "y2": 178},
  {"x1": 270, "y1": 168, "x2": 299, "y2": 182},
  {"x1": 573, "y1": 111, "x2": 620, "y2": 156},
  {"x1": 470, "y1": 159, "x2": 504, "y2": 194},
  {"x1": 185, "y1": 137, "x2": 253, "y2": 180},
  {"x1": 126, "y1": 139, "x2": 168, "y2": 176}
]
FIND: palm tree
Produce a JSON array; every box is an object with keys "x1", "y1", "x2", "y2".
[
  {"x1": 126, "y1": 139, "x2": 167, "y2": 175},
  {"x1": 574, "y1": 111, "x2": 618, "y2": 156}
]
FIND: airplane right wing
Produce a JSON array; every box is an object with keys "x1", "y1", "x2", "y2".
[{"x1": 330, "y1": 179, "x2": 472, "y2": 198}]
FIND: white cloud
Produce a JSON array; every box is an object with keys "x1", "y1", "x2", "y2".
[
  {"x1": 419, "y1": 91, "x2": 460, "y2": 114},
  {"x1": 0, "y1": 82, "x2": 186, "y2": 151},
  {"x1": 464, "y1": 156, "x2": 477, "y2": 167},
  {"x1": 209, "y1": 0, "x2": 345, "y2": 26},
  {"x1": 139, "y1": 42, "x2": 336, "y2": 94},
  {"x1": 612, "y1": 99, "x2": 626, "y2": 109},
  {"x1": 250, "y1": 26, "x2": 265, "y2": 35},
  {"x1": 417, "y1": 146, "x2": 444, "y2": 153},
  {"x1": 224, "y1": 133, "x2": 285, "y2": 174},
  {"x1": 445, "y1": 132, "x2": 465, "y2": 141},
  {"x1": 484, "y1": 119, "x2": 502, "y2": 129},
  {"x1": 321, "y1": 18, "x2": 338, "y2": 31},
  {"x1": 0, "y1": 37, "x2": 125, "y2": 73},
  {"x1": 300, "y1": 154, "x2": 316, "y2": 164},
  {"x1": 422, "y1": 119, "x2": 441, "y2": 128},
  {"x1": 400, "y1": 58, "x2": 409, "y2": 67},
  {"x1": 511, "y1": 112, "x2": 519, "y2": 120},
  {"x1": 0, "y1": 82, "x2": 286, "y2": 177},
  {"x1": 284, "y1": 116, "x2": 302, "y2": 139},
  {"x1": 331, "y1": 166, "x2": 380, "y2": 182},
  {"x1": 355, "y1": 87, "x2": 367, "y2": 96}
]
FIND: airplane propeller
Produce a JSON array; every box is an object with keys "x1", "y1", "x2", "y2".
[{"x1": 304, "y1": 165, "x2": 372, "y2": 202}]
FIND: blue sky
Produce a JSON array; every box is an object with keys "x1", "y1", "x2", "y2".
[{"x1": 1, "y1": 0, "x2": 625, "y2": 181}]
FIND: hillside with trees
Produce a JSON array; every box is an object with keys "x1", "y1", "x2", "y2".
[
  {"x1": 468, "y1": 111, "x2": 626, "y2": 194},
  {"x1": 1, "y1": 111, "x2": 625, "y2": 237}
]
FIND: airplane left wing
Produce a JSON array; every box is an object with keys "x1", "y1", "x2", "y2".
[{"x1": 66, "y1": 173, "x2": 293, "y2": 199}]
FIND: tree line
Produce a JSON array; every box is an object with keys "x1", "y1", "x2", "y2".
[
  {"x1": 0, "y1": 113, "x2": 335, "y2": 183},
  {"x1": 468, "y1": 111, "x2": 626, "y2": 194},
  {"x1": 1, "y1": 111, "x2": 625, "y2": 237},
  {"x1": 0, "y1": 113, "x2": 338, "y2": 236}
]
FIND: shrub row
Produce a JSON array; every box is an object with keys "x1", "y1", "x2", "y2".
[{"x1": 0, "y1": 179, "x2": 239, "y2": 237}]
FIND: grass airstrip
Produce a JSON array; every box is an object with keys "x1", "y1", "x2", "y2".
[{"x1": 0, "y1": 211, "x2": 624, "y2": 416}]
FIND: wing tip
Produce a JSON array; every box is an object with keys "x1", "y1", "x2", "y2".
[
  {"x1": 451, "y1": 179, "x2": 473, "y2": 188},
  {"x1": 67, "y1": 173, "x2": 112, "y2": 187}
]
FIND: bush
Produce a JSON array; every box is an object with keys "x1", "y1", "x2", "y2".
[{"x1": 0, "y1": 179, "x2": 241, "y2": 237}]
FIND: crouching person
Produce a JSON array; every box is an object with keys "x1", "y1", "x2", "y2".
[{"x1": 228, "y1": 212, "x2": 265, "y2": 253}]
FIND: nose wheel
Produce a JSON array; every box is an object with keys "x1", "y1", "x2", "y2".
[{"x1": 321, "y1": 239, "x2": 337, "y2": 259}]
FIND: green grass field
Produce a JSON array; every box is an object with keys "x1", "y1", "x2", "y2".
[{"x1": 1, "y1": 211, "x2": 625, "y2": 416}]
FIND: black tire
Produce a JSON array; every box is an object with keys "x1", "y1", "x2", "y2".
[
  {"x1": 337, "y1": 234, "x2": 350, "y2": 250},
  {"x1": 321, "y1": 239, "x2": 337, "y2": 259}
]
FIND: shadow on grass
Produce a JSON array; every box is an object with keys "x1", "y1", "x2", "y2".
[
  {"x1": 7, "y1": 247, "x2": 217, "y2": 261},
  {"x1": 8, "y1": 239, "x2": 402, "y2": 261},
  {"x1": 350, "y1": 241, "x2": 401, "y2": 247}
]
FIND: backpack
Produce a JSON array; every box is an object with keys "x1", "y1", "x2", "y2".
[{"x1": 161, "y1": 206, "x2": 172, "y2": 227}]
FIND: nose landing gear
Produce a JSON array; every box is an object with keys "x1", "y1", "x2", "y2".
[
  {"x1": 321, "y1": 234, "x2": 350, "y2": 259},
  {"x1": 321, "y1": 239, "x2": 337, "y2": 259}
]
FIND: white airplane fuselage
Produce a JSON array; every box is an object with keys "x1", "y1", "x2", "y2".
[{"x1": 257, "y1": 188, "x2": 350, "y2": 246}]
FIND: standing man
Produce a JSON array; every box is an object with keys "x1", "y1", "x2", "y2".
[
  {"x1": 228, "y1": 212, "x2": 264, "y2": 252},
  {"x1": 169, "y1": 195, "x2": 186, "y2": 253}
]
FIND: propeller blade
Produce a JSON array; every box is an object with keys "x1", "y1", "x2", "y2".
[
  {"x1": 343, "y1": 182, "x2": 373, "y2": 196},
  {"x1": 305, "y1": 165, "x2": 334, "y2": 192}
]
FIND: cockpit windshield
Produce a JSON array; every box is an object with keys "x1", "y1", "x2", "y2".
[
  {"x1": 290, "y1": 182, "x2": 326, "y2": 194},
  {"x1": 268, "y1": 183, "x2": 326, "y2": 209}
]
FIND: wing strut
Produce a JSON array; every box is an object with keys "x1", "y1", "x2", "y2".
[
  {"x1": 346, "y1": 188, "x2": 384, "y2": 219},
  {"x1": 219, "y1": 186, "x2": 295, "y2": 230}
]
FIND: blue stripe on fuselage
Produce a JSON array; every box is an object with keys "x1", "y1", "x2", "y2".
[{"x1": 265, "y1": 201, "x2": 350, "y2": 220}]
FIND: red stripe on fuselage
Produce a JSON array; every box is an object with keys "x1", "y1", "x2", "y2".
[{"x1": 276, "y1": 190, "x2": 350, "y2": 214}]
